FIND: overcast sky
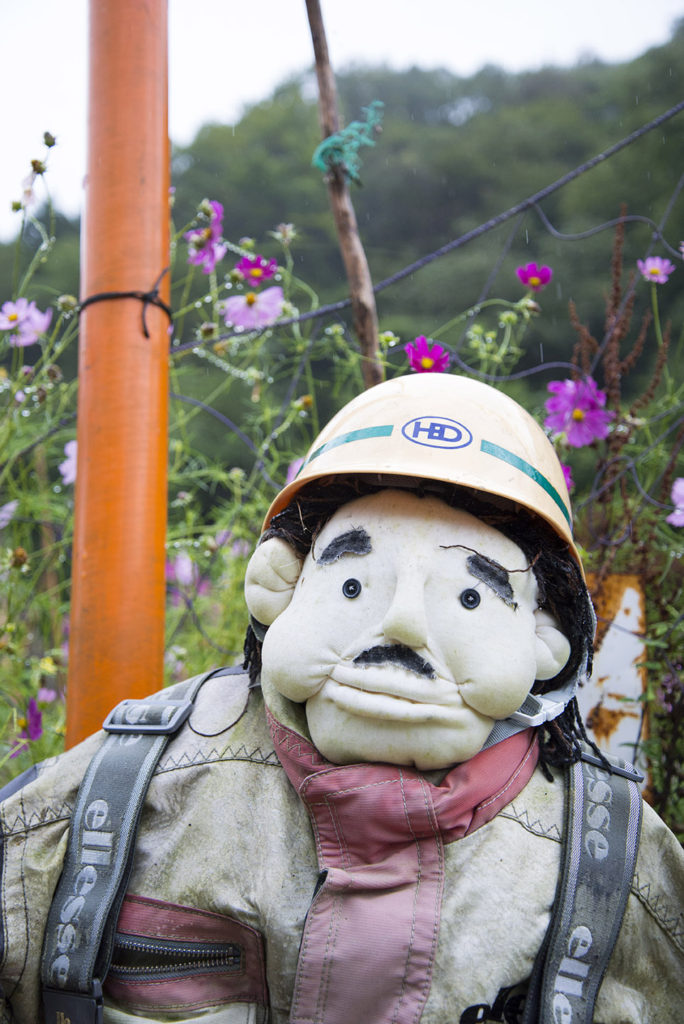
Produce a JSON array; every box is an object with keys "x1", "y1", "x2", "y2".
[{"x1": 2, "y1": 0, "x2": 682, "y2": 240}]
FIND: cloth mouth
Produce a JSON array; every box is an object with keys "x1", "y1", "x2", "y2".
[{"x1": 353, "y1": 644, "x2": 436, "y2": 678}]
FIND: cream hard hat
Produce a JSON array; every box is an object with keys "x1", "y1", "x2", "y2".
[{"x1": 265, "y1": 373, "x2": 579, "y2": 566}]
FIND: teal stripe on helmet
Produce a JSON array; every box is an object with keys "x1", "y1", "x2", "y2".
[
  {"x1": 305, "y1": 425, "x2": 395, "y2": 467},
  {"x1": 481, "y1": 440, "x2": 572, "y2": 527}
]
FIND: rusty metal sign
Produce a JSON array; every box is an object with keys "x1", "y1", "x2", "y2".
[{"x1": 577, "y1": 574, "x2": 647, "y2": 774}]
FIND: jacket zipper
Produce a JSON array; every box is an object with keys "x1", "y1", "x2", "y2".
[{"x1": 108, "y1": 933, "x2": 242, "y2": 980}]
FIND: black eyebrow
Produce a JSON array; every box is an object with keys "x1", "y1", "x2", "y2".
[
  {"x1": 466, "y1": 553, "x2": 517, "y2": 609},
  {"x1": 316, "y1": 527, "x2": 372, "y2": 565}
]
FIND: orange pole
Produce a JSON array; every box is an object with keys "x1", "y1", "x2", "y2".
[{"x1": 66, "y1": 0, "x2": 170, "y2": 745}]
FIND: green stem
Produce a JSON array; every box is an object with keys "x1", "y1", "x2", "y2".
[
  {"x1": 431, "y1": 298, "x2": 519, "y2": 341},
  {"x1": 650, "y1": 283, "x2": 673, "y2": 390}
]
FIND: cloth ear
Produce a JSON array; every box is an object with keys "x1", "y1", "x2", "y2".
[
  {"x1": 534, "y1": 608, "x2": 571, "y2": 680},
  {"x1": 244, "y1": 537, "x2": 303, "y2": 626}
]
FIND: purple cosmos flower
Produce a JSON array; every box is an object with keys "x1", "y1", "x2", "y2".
[
  {"x1": 167, "y1": 551, "x2": 199, "y2": 588},
  {"x1": 561, "y1": 463, "x2": 574, "y2": 492},
  {"x1": 165, "y1": 552, "x2": 210, "y2": 606},
  {"x1": 58, "y1": 440, "x2": 77, "y2": 485},
  {"x1": 11, "y1": 698, "x2": 43, "y2": 758},
  {"x1": 637, "y1": 256, "x2": 675, "y2": 284},
  {"x1": 185, "y1": 200, "x2": 227, "y2": 275},
  {"x1": 544, "y1": 378, "x2": 615, "y2": 448},
  {"x1": 666, "y1": 478, "x2": 684, "y2": 527},
  {"x1": 404, "y1": 335, "x2": 450, "y2": 373},
  {"x1": 213, "y1": 530, "x2": 250, "y2": 559},
  {"x1": 26, "y1": 302, "x2": 53, "y2": 343},
  {"x1": 0, "y1": 298, "x2": 52, "y2": 347},
  {"x1": 0, "y1": 499, "x2": 18, "y2": 529},
  {"x1": 286, "y1": 457, "x2": 304, "y2": 484},
  {"x1": 223, "y1": 286, "x2": 284, "y2": 330},
  {"x1": 656, "y1": 666, "x2": 682, "y2": 713},
  {"x1": 235, "y1": 254, "x2": 278, "y2": 286},
  {"x1": 213, "y1": 529, "x2": 232, "y2": 550},
  {"x1": 516, "y1": 262, "x2": 553, "y2": 292}
]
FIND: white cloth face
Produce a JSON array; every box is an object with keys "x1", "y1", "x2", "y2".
[{"x1": 256, "y1": 490, "x2": 571, "y2": 769}]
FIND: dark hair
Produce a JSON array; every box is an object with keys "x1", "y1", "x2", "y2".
[{"x1": 244, "y1": 476, "x2": 600, "y2": 773}]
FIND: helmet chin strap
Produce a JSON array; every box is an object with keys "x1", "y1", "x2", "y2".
[
  {"x1": 483, "y1": 599, "x2": 596, "y2": 752},
  {"x1": 482, "y1": 677, "x2": 579, "y2": 751}
]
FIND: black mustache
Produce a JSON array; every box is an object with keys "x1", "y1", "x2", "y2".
[{"x1": 353, "y1": 645, "x2": 435, "y2": 678}]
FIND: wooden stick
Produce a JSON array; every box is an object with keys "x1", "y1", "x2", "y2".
[
  {"x1": 66, "y1": 0, "x2": 170, "y2": 745},
  {"x1": 305, "y1": 0, "x2": 383, "y2": 390}
]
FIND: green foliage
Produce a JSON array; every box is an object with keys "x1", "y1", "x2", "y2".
[
  {"x1": 1, "y1": 31, "x2": 683, "y2": 836},
  {"x1": 560, "y1": 231, "x2": 684, "y2": 837}
]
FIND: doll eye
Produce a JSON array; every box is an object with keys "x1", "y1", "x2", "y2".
[
  {"x1": 460, "y1": 588, "x2": 481, "y2": 610},
  {"x1": 342, "y1": 578, "x2": 362, "y2": 599}
]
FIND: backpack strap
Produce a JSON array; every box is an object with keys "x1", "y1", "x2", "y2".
[
  {"x1": 40, "y1": 666, "x2": 240, "y2": 1024},
  {"x1": 523, "y1": 749, "x2": 643, "y2": 1024}
]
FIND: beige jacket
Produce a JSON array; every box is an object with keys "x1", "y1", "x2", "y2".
[{"x1": 1, "y1": 669, "x2": 683, "y2": 1023}]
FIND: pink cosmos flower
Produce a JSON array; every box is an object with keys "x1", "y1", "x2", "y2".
[
  {"x1": 10, "y1": 698, "x2": 43, "y2": 758},
  {"x1": 185, "y1": 200, "x2": 227, "y2": 275},
  {"x1": 20, "y1": 171, "x2": 38, "y2": 211},
  {"x1": 544, "y1": 378, "x2": 615, "y2": 448},
  {"x1": 58, "y1": 440, "x2": 77, "y2": 485},
  {"x1": 235, "y1": 254, "x2": 278, "y2": 286},
  {"x1": 223, "y1": 285, "x2": 284, "y2": 330},
  {"x1": 404, "y1": 335, "x2": 450, "y2": 373},
  {"x1": 0, "y1": 298, "x2": 52, "y2": 347},
  {"x1": 516, "y1": 262, "x2": 553, "y2": 292},
  {"x1": 666, "y1": 478, "x2": 684, "y2": 527},
  {"x1": 636, "y1": 256, "x2": 675, "y2": 284}
]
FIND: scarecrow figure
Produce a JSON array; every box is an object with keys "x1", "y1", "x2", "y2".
[{"x1": 1, "y1": 374, "x2": 682, "y2": 1024}]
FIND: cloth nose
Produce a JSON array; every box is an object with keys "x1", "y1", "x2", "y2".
[{"x1": 381, "y1": 575, "x2": 428, "y2": 650}]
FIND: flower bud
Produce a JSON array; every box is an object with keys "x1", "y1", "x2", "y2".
[
  {"x1": 198, "y1": 322, "x2": 219, "y2": 341},
  {"x1": 11, "y1": 548, "x2": 29, "y2": 569},
  {"x1": 379, "y1": 330, "x2": 400, "y2": 349},
  {"x1": 272, "y1": 223, "x2": 297, "y2": 245}
]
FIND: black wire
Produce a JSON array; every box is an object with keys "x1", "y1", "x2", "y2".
[
  {"x1": 170, "y1": 99, "x2": 684, "y2": 356},
  {"x1": 79, "y1": 269, "x2": 172, "y2": 338}
]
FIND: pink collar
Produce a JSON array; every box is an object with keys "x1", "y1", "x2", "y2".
[
  {"x1": 268, "y1": 712, "x2": 538, "y2": 1024},
  {"x1": 268, "y1": 709, "x2": 538, "y2": 843}
]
